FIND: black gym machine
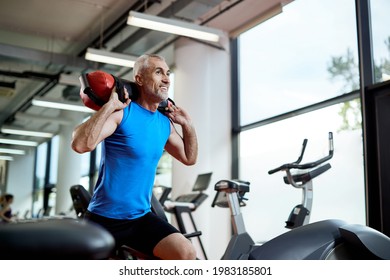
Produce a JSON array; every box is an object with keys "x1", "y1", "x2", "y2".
[{"x1": 211, "y1": 132, "x2": 390, "y2": 260}]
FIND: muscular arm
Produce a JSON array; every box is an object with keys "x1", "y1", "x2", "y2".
[
  {"x1": 164, "y1": 106, "x2": 198, "y2": 166},
  {"x1": 71, "y1": 91, "x2": 130, "y2": 153}
]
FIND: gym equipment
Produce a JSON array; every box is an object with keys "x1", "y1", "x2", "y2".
[
  {"x1": 212, "y1": 132, "x2": 390, "y2": 260},
  {"x1": 79, "y1": 71, "x2": 175, "y2": 113},
  {"x1": 212, "y1": 179, "x2": 253, "y2": 260},
  {"x1": 212, "y1": 132, "x2": 334, "y2": 259},
  {"x1": 174, "y1": 172, "x2": 212, "y2": 205},
  {"x1": 0, "y1": 218, "x2": 115, "y2": 260},
  {"x1": 162, "y1": 172, "x2": 213, "y2": 260},
  {"x1": 249, "y1": 218, "x2": 390, "y2": 260},
  {"x1": 69, "y1": 184, "x2": 90, "y2": 218},
  {"x1": 269, "y1": 132, "x2": 333, "y2": 229}
]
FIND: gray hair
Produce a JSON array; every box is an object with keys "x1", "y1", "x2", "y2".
[{"x1": 133, "y1": 54, "x2": 166, "y2": 80}]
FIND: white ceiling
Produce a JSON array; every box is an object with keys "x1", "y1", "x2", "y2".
[{"x1": 0, "y1": 0, "x2": 293, "y2": 151}]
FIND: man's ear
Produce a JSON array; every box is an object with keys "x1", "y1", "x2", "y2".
[{"x1": 135, "y1": 74, "x2": 143, "y2": 86}]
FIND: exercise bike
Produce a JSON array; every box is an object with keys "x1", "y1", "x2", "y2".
[
  {"x1": 271, "y1": 131, "x2": 333, "y2": 229},
  {"x1": 212, "y1": 132, "x2": 390, "y2": 260}
]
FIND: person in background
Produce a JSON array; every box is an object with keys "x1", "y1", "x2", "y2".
[
  {"x1": 71, "y1": 54, "x2": 198, "y2": 260},
  {"x1": 0, "y1": 194, "x2": 14, "y2": 223}
]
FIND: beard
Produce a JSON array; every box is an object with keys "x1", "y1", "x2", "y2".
[{"x1": 146, "y1": 84, "x2": 169, "y2": 101}]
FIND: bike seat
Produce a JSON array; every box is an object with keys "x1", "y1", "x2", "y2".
[{"x1": 214, "y1": 179, "x2": 250, "y2": 193}]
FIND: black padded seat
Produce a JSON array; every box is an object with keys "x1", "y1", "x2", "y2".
[{"x1": 0, "y1": 218, "x2": 115, "y2": 259}]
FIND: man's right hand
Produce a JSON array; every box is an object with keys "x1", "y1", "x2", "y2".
[{"x1": 106, "y1": 87, "x2": 131, "y2": 112}]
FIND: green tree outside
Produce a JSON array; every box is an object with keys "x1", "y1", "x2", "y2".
[{"x1": 327, "y1": 36, "x2": 390, "y2": 131}]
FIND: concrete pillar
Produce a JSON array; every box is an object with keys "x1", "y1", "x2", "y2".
[
  {"x1": 55, "y1": 111, "x2": 85, "y2": 215},
  {"x1": 173, "y1": 37, "x2": 232, "y2": 259}
]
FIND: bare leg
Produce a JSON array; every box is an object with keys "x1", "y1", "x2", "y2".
[{"x1": 153, "y1": 232, "x2": 197, "y2": 260}]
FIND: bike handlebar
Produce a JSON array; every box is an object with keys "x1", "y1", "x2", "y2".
[{"x1": 268, "y1": 132, "x2": 334, "y2": 175}]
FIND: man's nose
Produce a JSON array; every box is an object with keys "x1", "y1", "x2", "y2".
[{"x1": 162, "y1": 74, "x2": 170, "y2": 83}]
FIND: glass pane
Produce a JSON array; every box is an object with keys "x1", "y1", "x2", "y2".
[
  {"x1": 370, "y1": 0, "x2": 390, "y2": 83},
  {"x1": 238, "y1": 103, "x2": 365, "y2": 243},
  {"x1": 49, "y1": 135, "x2": 59, "y2": 184},
  {"x1": 35, "y1": 142, "x2": 47, "y2": 189},
  {"x1": 239, "y1": 0, "x2": 358, "y2": 125},
  {"x1": 33, "y1": 142, "x2": 47, "y2": 218}
]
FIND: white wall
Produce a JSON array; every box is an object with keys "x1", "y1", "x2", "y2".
[{"x1": 171, "y1": 37, "x2": 232, "y2": 260}]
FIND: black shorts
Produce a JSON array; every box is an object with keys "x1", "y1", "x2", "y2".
[{"x1": 84, "y1": 211, "x2": 179, "y2": 256}]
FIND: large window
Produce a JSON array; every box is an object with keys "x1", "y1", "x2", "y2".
[
  {"x1": 239, "y1": 105, "x2": 365, "y2": 242},
  {"x1": 237, "y1": 0, "x2": 365, "y2": 242},
  {"x1": 239, "y1": 0, "x2": 358, "y2": 125},
  {"x1": 370, "y1": 0, "x2": 390, "y2": 83}
]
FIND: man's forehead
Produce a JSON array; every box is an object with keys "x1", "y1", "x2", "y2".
[{"x1": 150, "y1": 57, "x2": 169, "y2": 70}]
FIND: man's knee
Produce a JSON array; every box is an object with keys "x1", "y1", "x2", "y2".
[
  {"x1": 179, "y1": 240, "x2": 197, "y2": 260},
  {"x1": 153, "y1": 233, "x2": 197, "y2": 260}
]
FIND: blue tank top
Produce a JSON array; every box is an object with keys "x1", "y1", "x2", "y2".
[{"x1": 88, "y1": 102, "x2": 171, "y2": 219}]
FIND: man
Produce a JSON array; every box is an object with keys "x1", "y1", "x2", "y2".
[
  {"x1": 71, "y1": 54, "x2": 198, "y2": 260},
  {"x1": 0, "y1": 194, "x2": 14, "y2": 223}
]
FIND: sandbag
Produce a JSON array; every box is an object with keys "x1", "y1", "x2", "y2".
[{"x1": 79, "y1": 71, "x2": 138, "y2": 111}]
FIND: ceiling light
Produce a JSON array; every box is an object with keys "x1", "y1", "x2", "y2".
[
  {"x1": 0, "y1": 147, "x2": 26, "y2": 155},
  {"x1": 0, "y1": 138, "x2": 38, "y2": 147},
  {"x1": 85, "y1": 48, "x2": 137, "y2": 68},
  {"x1": 32, "y1": 97, "x2": 94, "y2": 113},
  {"x1": 0, "y1": 155, "x2": 13, "y2": 161},
  {"x1": 1, "y1": 126, "x2": 54, "y2": 138},
  {"x1": 127, "y1": 11, "x2": 224, "y2": 43}
]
